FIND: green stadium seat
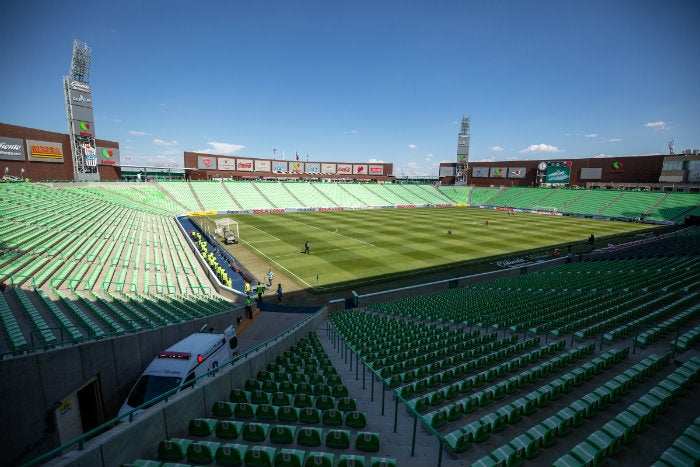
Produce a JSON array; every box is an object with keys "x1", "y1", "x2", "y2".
[
  {"x1": 277, "y1": 406, "x2": 300, "y2": 423},
  {"x1": 215, "y1": 420, "x2": 243, "y2": 439},
  {"x1": 443, "y1": 429, "x2": 474, "y2": 454},
  {"x1": 243, "y1": 445, "x2": 276, "y2": 467},
  {"x1": 299, "y1": 407, "x2": 321, "y2": 424},
  {"x1": 229, "y1": 388, "x2": 249, "y2": 403},
  {"x1": 303, "y1": 451, "x2": 334, "y2": 467},
  {"x1": 332, "y1": 384, "x2": 349, "y2": 397},
  {"x1": 315, "y1": 395, "x2": 335, "y2": 411},
  {"x1": 122, "y1": 460, "x2": 163, "y2": 467},
  {"x1": 496, "y1": 403, "x2": 523, "y2": 424},
  {"x1": 569, "y1": 440, "x2": 606, "y2": 467},
  {"x1": 338, "y1": 454, "x2": 366, "y2": 467},
  {"x1": 255, "y1": 404, "x2": 278, "y2": 421},
  {"x1": 233, "y1": 403, "x2": 256, "y2": 420},
  {"x1": 274, "y1": 448, "x2": 306, "y2": 467},
  {"x1": 245, "y1": 378, "x2": 262, "y2": 391},
  {"x1": 279, "y1": 381, "x2": 296, "y2": 395},
  {"x1": 586, "y1": 429, "x2": 623, "y2": 457},
  {"x1": 296, "y1": 382, "x2": 313, "y2": 395},
  {"x1": 158, "y1": 438, "x2": 192, "y2": 461},
  {"x1": 188, "y1": 417, "x2": 218, "y2": 436},
  {"x1": 509, "y1": 432, "x2": 543, "y2": 459},
  {"x1": 313, "y1": 383, "x2": 332, "y2": 396},
  {"x1": 527, "y1": 423, "x2": 557, "y2": 448},
  {"x1": 481, "y1": 412, "x2": 508, "y2": 433},
  {"x1": 242, "y1": 422, "x2": 270, "y2": 442},
  {"x1": 463, "y1": 420, "x2": 491, "y2": 443},
  {"x1": 345, "y1": 411, "x2": 368, "y2": 429},
  {"x1": 251, "y1": 389, "x2": 271, "y2": 405},
  {"x1": 322, "y1": 408, "x2": 344, "y2": 426},
  {"x1": 212, "y1": 401, "x2": 235, "y2": 418},
  {"x1": 294, "y1": 394, "x2": 313, "y2": 409},
  {"x1": 491, "y1": 444, "x2": 525, "y2": 467},
  {"x1": 356, "y1": 431, "x2": 381, "y2": 452},
  {"x1": 261, "y1": 379, "x2": 278, "y2": 393},
  {"x1": 187, "y1": 440, "x2": 220, "y2": 464},
  {"x1": 269, "y1": 424, "x2": 297, "y2": 444},
  {"x1": 326, "y1": 428, "x2": 352, "y2": 449},
  {"x1": 600, "y1": 419, "x2": 634, "y2": 445},
  {"x1": 297, "y1": 426, "x2": 323, "y2": 447},
  {"x1": 271, "y1": 392, "x2": 292, "y2": 407}
]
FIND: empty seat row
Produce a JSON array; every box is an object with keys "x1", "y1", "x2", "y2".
[
  {"x1": 653, "y1": 416, "x2": 700, "y2": 467},
  {"x1": 212, "y1": 403, "x2": 367, "y2": 428}
]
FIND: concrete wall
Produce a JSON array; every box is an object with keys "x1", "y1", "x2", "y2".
[
  {"x1": 42, "y1": 308, "x2": 328, "y2": 467},
  {"x1": 2, "y1": 307, "x2": 243, "y2": 467}
]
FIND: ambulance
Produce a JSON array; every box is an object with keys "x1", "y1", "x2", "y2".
[{"x1": 119, "y1": 325, "x2": 238, "y2": 417}]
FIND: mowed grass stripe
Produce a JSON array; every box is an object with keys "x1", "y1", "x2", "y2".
[{"x1": 223, "y1": 207, "x2": 655, "y2": 291}]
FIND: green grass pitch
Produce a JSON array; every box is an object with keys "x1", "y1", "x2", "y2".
[{"x1": 216, "y1": 207, "x2": 657, "y2": 292}]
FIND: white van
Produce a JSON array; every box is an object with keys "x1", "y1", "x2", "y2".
[{"x1": 119, "y1": 325, "x2": 238, "y2": 417}]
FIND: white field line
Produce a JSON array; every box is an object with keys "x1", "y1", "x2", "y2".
[
  {"x1": 271, "y1": 244, "x2": 371, "y2": 259},
  {"x1": 238, "y1": 238, "x2": 314, "y2": 289},
  {"x1": 283, "y1": 216, "x2": 376, "y2": 247},
  {"x1": 242, "y1": 224, "x2": 281, "y2": 242}
]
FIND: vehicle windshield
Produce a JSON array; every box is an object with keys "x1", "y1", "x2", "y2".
[{"x1": 126, "y1": 375, "x2": 181, "y2": 408}]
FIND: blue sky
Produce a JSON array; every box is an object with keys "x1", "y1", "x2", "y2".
[{"x1": 1, "y1": 0, "x2": 698, "y2": 176}]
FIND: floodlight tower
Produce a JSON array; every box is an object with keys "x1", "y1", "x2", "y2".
[
  {"x1": 455, "y1": 115, "x2": 470, "y2": 185},
  {"x1": 668, "y1": 139, "x2": 675, "y2": 155},
  {"x1": 64, "y1": 39, "x2": 99, "y2": 180}
]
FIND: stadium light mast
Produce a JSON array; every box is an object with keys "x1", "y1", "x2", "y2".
[
  {"x1": 64, "y1": 39, "x2": 99, "y2": 180},
  {"x1": 455, "y1": 115, "x2": 470, "y2": 185}
]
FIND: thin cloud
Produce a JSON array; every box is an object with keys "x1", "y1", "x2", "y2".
[
  {"x1": 585, "y1": 133, "x2": 598, "y2": 138},
  {"x1": 519, "y1": 143, "x2": 561, "y2": 154},
  {"x1": 593, "y1": 154, "x2": 614, "y2": 158},
  {"x1": 408, "y1": 144, "x2": 416, "y2": 149},
  {"x1": 345, "y1": 130, "x2": 359, "y2": 135},
  {"x1": 607, "y1": 138, "x2": 623, "y2": 143},
  {"x1": 129, "y1": 130, "x2": 147, "y2": 136},
  {"x1": 473, "y1": 157, "x2": 497, "y2": 162},
  {"x1": 367, "y1": 158, "x2": 385, "y2": 163},
  {"x1": 153, "y1": 138, "x2": 177, "y2": 146},
  {"x1": 197, "y1": 142, "x2": 246, "y2": 155},
  {"x1": 645, "y1": 121, "x2": 668, "y2": 130},
  {"x1": 490, "y1": 146, "x2": 504, "y2": 152}
]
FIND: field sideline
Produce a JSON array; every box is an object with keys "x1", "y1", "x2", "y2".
[{"x1": 206, "y1": 207, "x2": 657, "y2": 292}]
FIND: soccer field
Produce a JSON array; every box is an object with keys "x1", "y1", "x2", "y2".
[{"x1": 209, "y1": 207, "x2": 657, "y2": 292}]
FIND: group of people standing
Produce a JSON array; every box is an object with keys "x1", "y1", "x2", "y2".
[{"x1": 243, "y1": 268, "x2": 283, "y2": 320}]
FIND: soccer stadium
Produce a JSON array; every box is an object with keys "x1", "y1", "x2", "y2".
[{"x1": 3, "y1": 41, "x2": 700, "y2": 467}]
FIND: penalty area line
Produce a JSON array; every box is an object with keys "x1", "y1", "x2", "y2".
[{"x1": 238, "y1": 239, "x2": 314, "y2": 289}]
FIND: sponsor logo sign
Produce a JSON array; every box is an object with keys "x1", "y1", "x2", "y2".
[
  {"x1": 71, "y1": 120, "x2": 95, "y2": 137},
  {"x1": 305, "y1": 162, "x2": 320, "y2": 173},
  {"x1": 272, "y1": 161, "x2": 287, "y2": 172},
  {"x1": 26, "y1": 139, "x2": 64, "y2": 163},
  {"x1": 337, "y1": 163, "x2": 352, "y2": 174},
  {"x1": 68, "y1": 88, "x2": 92, "y2": 108},
  {"x1": 353, "y1": 164, "x2": 368, "y2": 175},
  {"x1": 290, "y1": 162, "x2": 303, "y2": 173},
  {"x1": 255, "y1": 159, "x2": 271, "y2": 172},
  {"x1": 547, "y1": 161, "x2": 572, "y2": 168},
  {"x1": 611, "y1": 161, "x2": 624, "y2": 173},
  {"x1": 369, "y1": 165, "x2": 383, "y2": 175},
  {"x1": 218, "y1": 157, "x2": 236, "y2": 171},
  {"x1": 97, "y1": 147, "x2": 119, "y2": 165},
  {"x1": 69, "y1": 80, "x2": 91, "y2": 93},
  {"x1": 457, "y1": 154, "x2": 467, "y2": 162},
  {"x1": 472, "y1": 167, "x2": 489, "y2": 178},
  {"x1": 508, "y1": 167, "x2": 526, "y2": 178},
  {"x1": 321, "y1": 163, "x2": 336, "y2": 173},
  {"x1": 490, "y1": 167, "x2": 506, "y2": 178},
  {"x1": 546, "y1": 166, "x2": 571, "y2": 184},
  {"x1": 0, "y1": 136, "x2": 25, "y2": 161},
  {"x1": 198, "y1": 155, "x2": 215, "y2": 169},
  {"x1": 236, "y1": 158, "x2": 253, "y2": 171}
]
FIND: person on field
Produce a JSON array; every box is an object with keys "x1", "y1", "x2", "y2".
[
  {"x1": 267, "y1": 269, "x2": 273, "y2": 286},
  {"x1": 256, "y1": 282, "x2": 264, "y2": 303},
  {"x1": 304, "y1": 241, "x2": 310, "y2": 254},
  {"x1": 276, "y1": 283, "x2": 283, "y2": 304}
]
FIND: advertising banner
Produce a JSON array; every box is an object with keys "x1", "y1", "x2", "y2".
[
  {"x1": 508, "y1": 167, "x2": 526, "y2": 178},
  {"x1": 198, "y1": 155, "x2": 216, "y2": 170},
  {"x1": 580, "y1": 167, "x2": 602, "y2": 180},
  {"x1": 321, "y1": 163, "x2": 336, "y2": 173},
  {"x1": 289, "y1": 161, "x2": 303, "y2": 173},
  {"x1": 68, "y1": 80, "x2": 91, "y2": 93},
  {"x1": 96, "y1": 147, "x2": 120, "y2": 165},
  {"x1": 69, "y1": 105, "x2": 95, "y2": 123},
  {"x1": 305, "y1": 162, "x2": 320, "y2": 173},
  {"x1": 546, "y1": 166, "x2": 571, "y2": 184},
  {"x1": 490, "y1": 167, "x2": 506, "y2": 178},
  {"x1": 68, "y1": 88, "x2": 92, "y2": 108},
  {"x1": 218, "y1": 157, "x2": 236, "y2": 171},
  {"x1": 236, "y1": 159, "x2": 254, "y2": 171},
  {"x1": 457, "y1": 154, "x2": 467, "y2": 163},
  {"x1": 26, "y1": 139, "x2": 64, "y2": 163},
  {"x1": 337, "y1": 163, "x2": 352, "y2": 175},
  {"x1": 0, "y1": 136, "x2": 25, "y2": 161},
  {"x1": 353, "y1": 164, "x2": 368, "y2": 175},
  {"x1": 369, "y1": 165, "x2": 383, "y2": 175},
  {"x1": 472, "y1": 167, "x2": 489, "y2": 178},
  {"x1": 255, "y1": 160, "x2": 271, "y2": 172},
  {"x1": 71, "y1": 120, "x2": 95, "y2": 137},
  {"x1": 272, "y1": 161, "x2": 287, "y2": 172}
]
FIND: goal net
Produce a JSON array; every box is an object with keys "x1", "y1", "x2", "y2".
[{"x1": 215, "y1": 218, "x2": 239, "y2": 243}]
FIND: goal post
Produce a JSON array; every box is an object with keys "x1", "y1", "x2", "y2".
[
  {"x1": 532, "y1": 206, "x2": 558, "y2": 213},
  {"x1": 215, "y1": 218, "x2": 239, "y2": 244}
]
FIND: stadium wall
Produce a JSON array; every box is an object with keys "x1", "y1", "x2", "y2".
[
  {"x1": 2, "y1": 308, "x2": 242, "y2": 467},
  {"x1": 0, "y1": 123, "x2": 120, "y2": 181}
]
